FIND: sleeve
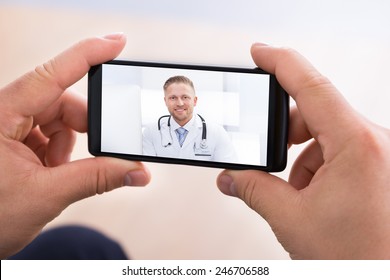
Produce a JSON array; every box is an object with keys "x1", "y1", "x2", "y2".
[{"x1": 213, "y1": 125, "x2": 239, "y2": 163}]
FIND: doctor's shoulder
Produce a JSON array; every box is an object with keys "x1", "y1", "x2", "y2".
[
  {"x1": 142, "y1": 120, "x2": 161, "y2": 156},
  {"x1": 206, "y1": 121, "x2": 230, "y2": 139},
  {"x1": 143, "y1": 116, "x2": 172, "y2": 143},
  {"x1": 142, "y1": 121, "x2": 159, "y2": 139}
]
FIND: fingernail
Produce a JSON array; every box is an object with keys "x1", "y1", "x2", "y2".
[
  {"x1": 218, "y1": 174, "x2": 238, "y2": 197},
  {"x1": 103, "y1": 32, "x2": 125, "y2": 40},
  {"x1": 124, "y1": 170, "x2": 148, "y2": 186},
  {"x1": 252, "y1": 42, "x2": 269, "y2": 48}
]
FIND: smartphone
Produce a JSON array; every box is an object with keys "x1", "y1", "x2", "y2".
[{"x1": 88, "y1": 60, "x2": 289, "y2": 172}]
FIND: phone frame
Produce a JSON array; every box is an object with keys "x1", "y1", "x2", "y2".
[{"x1": 88, "y1": 60, "x2": 289, "y2": 172}]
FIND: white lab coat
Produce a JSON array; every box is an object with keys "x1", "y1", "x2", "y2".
[{"x1": 142, "y1": 115, "x2": 238, "y2": 163}]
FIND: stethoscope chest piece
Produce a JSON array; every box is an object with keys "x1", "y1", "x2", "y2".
[{"x1": 200, "y1": 139, "x2": 208, "y2": 149}]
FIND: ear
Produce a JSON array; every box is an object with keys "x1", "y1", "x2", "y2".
[{"x1": 193, "y1": 96, "x2": 198, "y2": 106}]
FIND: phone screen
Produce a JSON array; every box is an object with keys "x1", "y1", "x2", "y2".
[{"x1": 99, "y1": 62, "x2": 270, "y2": 167}]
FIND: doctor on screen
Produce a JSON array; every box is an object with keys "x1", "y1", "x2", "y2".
[{"x1": 142, "y1": 75, "x2": 238, "y2": 163}]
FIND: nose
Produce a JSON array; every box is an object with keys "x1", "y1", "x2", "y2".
[{"x1": 177, "y1": 97, "x2": 184, "y2": 106}]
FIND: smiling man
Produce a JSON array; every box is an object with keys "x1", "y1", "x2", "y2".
[
  {"x1": 163, "y1": 76, "x2": 197, "y2": 127},
  {"x1": 142, "y1": 75, "x2": 237, "y2": 163}
]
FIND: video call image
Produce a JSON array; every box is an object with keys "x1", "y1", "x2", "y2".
[{"x1": 100, "y1": 64, "x2": 270, "y2": 166}]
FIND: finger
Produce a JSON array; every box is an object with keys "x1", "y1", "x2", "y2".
[
  {"x1": 289, "y1": 140, "x2": 324, "y2": 190},
  {"x1": 33, "y1": 90, "x2": 86, "y2": 166},
  {"x1": 217, "y1": 170, "x2": 299, "y2": 224},
  {"x1": 34, "y1": 90, "x2": 88, "y2": 133},
  {"x1": 289, "y1": 106, "x2": 311, "y2": 145},
  {"x1": 40, "y1": 157, "x2": 151, "y2": 207},
  {"x1": 23, "y1": 127, "x2": 49, "y2": 165},
  {"x1": 23, "y1": 122, "x2": 76, "y2": 167},
  {"x1": 251, "y1": 43, "x2": 359, "y2": 148},
  {"x1": 39, "y1": 121, "x2": 76, "y2": 167},
  {"x1": 1, "y1": 33, "x2": 126, "y2": 118}
]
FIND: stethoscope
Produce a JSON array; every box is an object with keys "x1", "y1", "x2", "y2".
[{"x1": 158, "y1": 114, "x2": 207, "y2": 149}]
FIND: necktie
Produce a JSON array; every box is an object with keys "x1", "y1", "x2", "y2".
[{"x1": 176, "y1": 127, "x2": 187, "y2": 147}]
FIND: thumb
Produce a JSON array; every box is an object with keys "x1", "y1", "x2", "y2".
[
  {"x1": 43, "y1": 157, "x2": 151, "y2": 207},
  {"x1": 217, "y1": 170, "x2": 299, "y2": 223}
]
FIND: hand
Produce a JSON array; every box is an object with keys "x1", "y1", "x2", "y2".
[
  {"x1": 217, "y1": 43, "x2": 390, "y2": 259},
  {"x1": 0, "y1": 34, "x2": 151, "y2": 259}
]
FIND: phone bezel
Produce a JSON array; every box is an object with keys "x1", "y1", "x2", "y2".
[{"x1": 88, "y1": 60, "x2": 289, "y2": 172}]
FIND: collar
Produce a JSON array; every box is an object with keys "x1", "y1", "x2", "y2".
[{"x1": 170, "y1": 114, "x2": 201, "y2": 131}]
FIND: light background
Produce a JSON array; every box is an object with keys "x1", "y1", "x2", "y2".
[{"x1": 1, "y1": 0, "x2": 390, "y2": 259}]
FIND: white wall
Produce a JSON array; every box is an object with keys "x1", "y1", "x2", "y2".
[{"x1": 101, "y1": 84, "x2": 143, "y2": 154}]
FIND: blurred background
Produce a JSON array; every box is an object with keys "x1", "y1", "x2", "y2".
[{"x1": 1, "y1": 0, "x2": 390, "y2": 259}]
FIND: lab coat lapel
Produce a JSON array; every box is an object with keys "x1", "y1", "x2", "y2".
[{"x1": 181, "y1": 116, "x2": 202, "y2": 149}]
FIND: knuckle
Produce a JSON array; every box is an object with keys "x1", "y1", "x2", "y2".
[
  {"x1": 278, "y1": 47, "x2": 304, "y2": 65},
  {"x1": 240, "y1": 175, "x2": 262, "y2": 213},
  {"x1": 355, "y1": 125, "x2": 387, "y2": 160},
  {"x1": 33, "y1": 58, "x2": 65, "y2": 92},
  {"x1": 279, "y1": 46, "x2": 299, "y2": 57},
  {"x1": 90, "y1": 158, "x2": 119, "y2": 195},
  {"x1": 302, "y1": 72, "x2": 331, "y2": 90},
  {"x1": 278, "y1": 46, "x2": 333, "y2": 95},
  {"x1": 91, "y1": 162, "x2": 109, "y2": 195}
]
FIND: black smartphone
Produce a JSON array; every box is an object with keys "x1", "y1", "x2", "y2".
[{"x1": 88, "y1": 60, "x2": 289, "y2": 172}]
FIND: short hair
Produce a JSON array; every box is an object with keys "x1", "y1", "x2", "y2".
[{"x1": 163, "y1": 75, "x2": 195, "y2": 92}]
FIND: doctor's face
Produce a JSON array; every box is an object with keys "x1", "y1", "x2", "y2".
[{"x1": 164, "y1": 82, "x2": 198, "y2": 126}]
